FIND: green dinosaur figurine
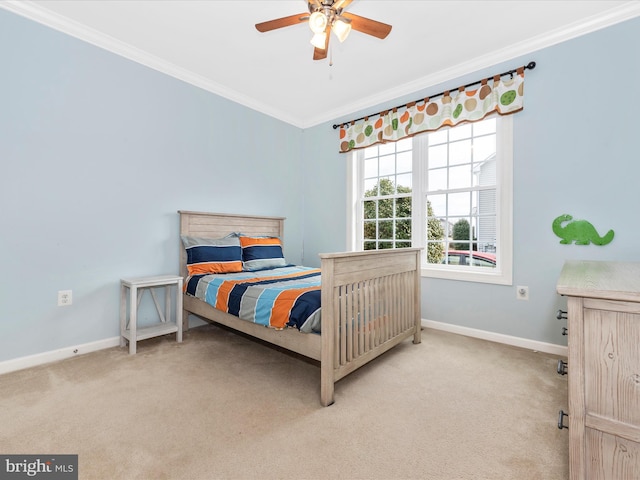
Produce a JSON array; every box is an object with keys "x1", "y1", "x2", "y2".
[{"x1": 552, "y1": 214, "x2": 614, "y2": 245}]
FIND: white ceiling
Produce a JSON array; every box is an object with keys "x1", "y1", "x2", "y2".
[{"x1": 3, "y1": 1, "x2": 640, "y2": 128}]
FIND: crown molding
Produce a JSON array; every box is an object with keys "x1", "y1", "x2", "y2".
[{"x1": 3, "y1": 1, "x2": 640, "y2": 130}]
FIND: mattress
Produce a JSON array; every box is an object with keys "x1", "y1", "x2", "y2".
[{"x1": 185, "y1": 266, "x2": 322, "y2": 333}]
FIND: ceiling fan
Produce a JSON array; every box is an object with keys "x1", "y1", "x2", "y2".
[{"x1": 255, "y1": 0, "x2": 392, "y2": 61}]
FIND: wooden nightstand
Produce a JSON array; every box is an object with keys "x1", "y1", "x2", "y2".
[{"x1": 120, "y1": 275, "x2": 183, "y2": 354}]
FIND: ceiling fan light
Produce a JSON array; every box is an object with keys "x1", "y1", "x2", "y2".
[
  {"x1": 332, "y1": 19, "x2": 352, "y2": 43},
  {"x1": 309, "y1": 11, "x2": 328, "y2": 34},
  {"x1": 310, "y1": 32, "x2": 326, "y2": 49}
]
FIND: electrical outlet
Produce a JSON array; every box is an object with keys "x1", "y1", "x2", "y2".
[
  {"x1": 58, "y1": 290, "x2": 72, "y2": 306},
  {"x1": 516, "y1": 286, "x2": 529, "y2": 301}
]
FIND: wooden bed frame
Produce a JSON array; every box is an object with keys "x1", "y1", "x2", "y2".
[{"x1": 179, "y1": 210, "x2": 422, "y2": 406}]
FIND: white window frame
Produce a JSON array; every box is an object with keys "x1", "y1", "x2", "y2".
[{"x1": 347, "y1": 116, "x2": 513, "y2": 285}]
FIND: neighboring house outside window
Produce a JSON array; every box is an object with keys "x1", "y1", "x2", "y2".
[{"x1": 347, "y1": 116, "x2": 513, "y2": 285}]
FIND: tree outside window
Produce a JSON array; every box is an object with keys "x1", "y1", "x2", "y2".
[{"x1": 363, "y1": 178, "x2": 444, "y2": 263}]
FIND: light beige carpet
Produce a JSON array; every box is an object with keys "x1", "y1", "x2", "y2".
[{"x1": 0, "y1": 324, "x2": 568, "y2": 480}]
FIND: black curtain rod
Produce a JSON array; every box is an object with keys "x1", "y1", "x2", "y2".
[{"x1": 332, "y1": 61, "x2": 536, "y2": 129}]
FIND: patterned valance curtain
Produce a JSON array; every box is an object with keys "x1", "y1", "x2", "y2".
[{"x1": 338, "y1": 67, "x2": 525, "y2": 153}]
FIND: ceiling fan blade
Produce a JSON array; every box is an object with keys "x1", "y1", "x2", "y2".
[
  {"x1": 313, "y1": 27, "x2": 330, "y2": 61},
  {"x1": 313, "y1": 47, "x2": 327, "y2": 60},
  {"x1": 342, "y1": 12, "x2": 392, "y2": 39},
  {"x1": 255, "y1": 13, "x2": 308, "y2": 32}
]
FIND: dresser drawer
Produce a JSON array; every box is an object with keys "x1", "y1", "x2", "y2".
[
  {"x1": 584, "y1": 307, "x2": 640, "y2": 425},
  {"x1": 585, "y1": 428, "x2": 640, "y2": 479}
]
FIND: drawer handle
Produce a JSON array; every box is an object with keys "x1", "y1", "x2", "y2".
[
  {"x1": 556, "y1": 309, "x2": 567, "y2": 320},
  {"x1": 557, "y1": 360, "x2": 567, "y2": 375},
  {"x1": 562, "y1": 327, "x2": 568, "y2": 336},
  {"x1": 558, "y1": 410, "x2": 568, "y2": 430}
]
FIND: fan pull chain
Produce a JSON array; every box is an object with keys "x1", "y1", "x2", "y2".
[{"x1": 328, "y1": 44, "x2": 334, "y2": 80}]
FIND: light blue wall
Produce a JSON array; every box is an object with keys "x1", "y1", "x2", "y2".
[
  {"x1": 2, "y1": 9, "x2": 638, "y2": 364},
  {"x1": 0, "y1": 10, "x2": 304, "y2": 362},
  {"x1": 303, "y1": 16, "x2": 640, "y2": 346}
]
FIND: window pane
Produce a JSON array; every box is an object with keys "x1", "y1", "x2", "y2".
[
  {"x1": 428, "y1": 144, "x2": 448, "y2": 168},
  {"x1": 426, "y1": 240, "x2": 445, "y2": 264},
  {"x1": 450, "y1": 217, "x2": 472, "y2": 237},
  {"x1": 364, "y1": 200, "x2": 376, "y2": 219},
  {"x1": 396, "y1": 137, "x2": 413, "y2": 152},
  {"x1": 396, "y1": 173, "x2": 412, "y2": 192},
  {"x1": 474, "y1": 118, "x2": 496, "y2": 136},
  {"x1": 449, "y1": 123, "x2": 471, "y2": 141},
  {"x1": 428, "y1": 194, "x2": 446, "y2": 217},
  {"x1": 478, "y1": 188, "x2": 496, "y2": 214},
  {"x1": 450, "y1": 139, "x2": 471, "y2": 165},
  {"x1": 428, "y1": 168, "x2": 447, "y2": 191},
  {"x1": 446, "y1": 253, "x2": 462, "y2": 265},
  {"x1": 477, "y1": 190, "x2": 497, "y2": 251},
  {"x1": 364, "y1": 221, "x2": 376, "y2": 239},
  {"x1": 364, "y1": 179, "x2": 378, "y2": 197},
  {"x1": 378, "y1": 177, "x2": 394, "y2": 196},
  {"x1": 396, "y1": 197, "x2": 411, "y2": 217},
  {"x1": 364, "y1": 145, "x2": 379, "y2": 159},
  {"x1": 379, "y1": 198, "x2": 393, "y2": 218},
  {"x1": 379, "y1": 143, "x2": 396, "y2": 156},
  {"x1": 396, "y1": 219, "x2": 411, "y2": 240},
  {"x1": 397, "y1": 151, "x2": 412, "y2": 173},
  {"x1": 379, "y1": 220, "x2": 393, "y2": 239},
  {"x1": 473, "y1": 134, "x2": 496, "y2": 163},
  {"x1": 475, "y1": 157, "x2": 496, "y2": 187},
  {"x1": 428, "y1": 130, "x2": 447, "y2": 146},
  {"x1": 448, "y1": 192, "x2": 471, "y2": 216},
  {"x1": 364, "y1": 241, "x2": 376, "y2": 250},
  {"x1": 449, "y1": 165, "x2": 472, "y2": 189},
  {"x1": 472, "y1": 257, "x2": 495, "y2": 267},
  {"x1": 379, "y1": 155, "x2": 395, "y2": 177},
  {"x1": 364, "y1": 157, "x2": 378, "y2": 178}
]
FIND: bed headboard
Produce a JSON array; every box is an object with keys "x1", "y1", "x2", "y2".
[{"x1": 178, "y1": 211, "x2": 285, "y2": 278}]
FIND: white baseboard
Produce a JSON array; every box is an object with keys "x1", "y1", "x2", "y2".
[
  {"x1": 0, "y1": 336, "x2": 121, "y2": 376},
  {"x1": 422, "y1": 319, "x2": 568, "y2": 357}
]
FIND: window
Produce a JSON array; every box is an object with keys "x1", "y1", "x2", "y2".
[
  {"x1": 348, "y1": 116, "x2": 512, "y2": 285},
  {"x1": 361, "y1": 137, "x2": 413, "y2": 250}
]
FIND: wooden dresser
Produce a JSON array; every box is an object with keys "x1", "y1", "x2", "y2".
[{"x1": 557, "y1": 260, "x2": 640, "y2": 479}]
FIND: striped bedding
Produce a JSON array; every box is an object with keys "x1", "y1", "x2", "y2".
[{"x1": 185, "y1": 266, "x2": 322, "y2": 333}]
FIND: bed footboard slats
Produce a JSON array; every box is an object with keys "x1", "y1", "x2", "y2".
[
  {"x1": 335, "y1": 272, "x2": 415, "y2": 365},
  {"x1": 320, "y1": 248, "x2": 422, "y2": 406}
]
